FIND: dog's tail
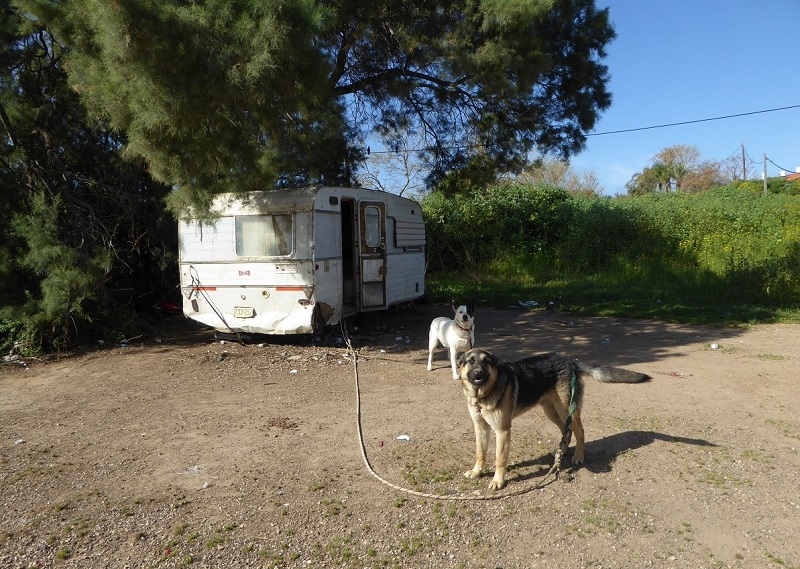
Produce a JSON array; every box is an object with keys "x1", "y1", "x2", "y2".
[{"x1": 580, "y1": 363, "x2": 650, "y2": 384}]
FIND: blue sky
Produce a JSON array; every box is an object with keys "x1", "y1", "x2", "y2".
[{"x1": 570, "y1": 0, "x2": 800, "y2": 195}]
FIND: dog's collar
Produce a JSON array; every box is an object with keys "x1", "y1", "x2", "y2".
[{"x1": 456, "y1": 319, "x2": 474, "y2": 349}]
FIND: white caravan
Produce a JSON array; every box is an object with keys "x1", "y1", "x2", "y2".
[{"x1": 178, "y1": 186, "x2": 426, "y2": 335}]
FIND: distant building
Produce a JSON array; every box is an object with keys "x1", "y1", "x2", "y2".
[{"x1": 781, "y1": 167, "x2": 800, "y2": 181}]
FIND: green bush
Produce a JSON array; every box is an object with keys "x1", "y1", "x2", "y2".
[
  {"x1": 729, "y1": 177, "x2": 800, "y2": 196},
  {"x1": 422, "y1": 184, "x2": 570, "y2": 272},
  {"x1": 422, "y1": 183, "x2": 800, "y2": 322}
]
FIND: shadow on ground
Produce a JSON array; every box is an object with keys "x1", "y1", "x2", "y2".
[{"x1": 505, "y1": 430, "x2": 717, "y2": 484}]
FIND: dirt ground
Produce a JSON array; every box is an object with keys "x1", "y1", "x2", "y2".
[{"x1": 1, "y1": 302, "x2": 799, "y2": 569}]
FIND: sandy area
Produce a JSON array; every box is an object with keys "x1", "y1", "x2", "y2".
[{"x1": 1, "y1": 303, "x2": 798, "y2": 568}]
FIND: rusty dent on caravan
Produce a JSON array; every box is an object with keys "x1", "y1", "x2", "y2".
[{"x1": 179, "y1": 186, "x2": 426, "y2": 335}]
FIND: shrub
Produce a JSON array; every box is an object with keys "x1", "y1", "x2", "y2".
[
  {"x1": 422, "y1": 182, "x2": 800, "y2": 312},
  {"x1": 422, "y1": 184, "x2": 570, "y2": 272}
]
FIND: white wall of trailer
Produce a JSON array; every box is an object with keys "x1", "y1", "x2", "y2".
[
  {"x1": 382, "y1": 196, "x2": 426, "y2": 305},
  {"x1": 179, "y1": 187, "x2": 425, "y2": 335},
  {"x1": 385, "y1": 250, "x2": 425, "y2": 304},
  {"x1": 312, "y1": 186, "x2": 425, "y2": 309}
]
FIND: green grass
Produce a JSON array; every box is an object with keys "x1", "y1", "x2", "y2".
[
  {"x1": 205, "y1": 535, "x2": 226, "y2": 549},
  {"x1": 55, "y1": 548, "x2": 70, "y2": 560},
  {"x1": 427, "y1": 271, "x2": 800, "y2": 326}
]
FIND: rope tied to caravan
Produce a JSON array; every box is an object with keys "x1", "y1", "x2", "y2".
[
  {"x1": 342, "y1": 323, "x2": 569, "y2": 501},
  {"x1": 187, "y1": 266, "x2": 244, "y2": 344}
]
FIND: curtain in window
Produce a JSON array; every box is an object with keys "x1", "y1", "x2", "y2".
[{"x1": 235, "y1": 215, "x2": 292, "y2": 256}]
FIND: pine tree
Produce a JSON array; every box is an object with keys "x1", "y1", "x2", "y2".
[
  {"x1": 1, "y1": 2, "x2": 175, "y2": 352},
  {"x1": 19, "y1": 0, "x2": 615, "y2": 211}
]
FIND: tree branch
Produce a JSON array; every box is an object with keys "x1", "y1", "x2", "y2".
[
  {"x1": 328, "y1": 27, "x2": 356, "y2": 89},
  {"x1": 0, "y1": 102, "x2": 20, "y2": 151},
  {"x1": 334, "y1": 67, "x2": 470, "y2": 97}
]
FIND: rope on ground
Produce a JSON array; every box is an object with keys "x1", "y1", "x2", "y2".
[{"x1": 342, "y1": 323, "x2": 564, "y2": 501}]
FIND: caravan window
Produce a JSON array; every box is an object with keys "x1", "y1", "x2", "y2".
[
  {"x1": 235, "y1": 214, "x2": 293, "y2": 257},
  {"x1": 364, "y1": 206, "x2": 381, "y2": 248}
]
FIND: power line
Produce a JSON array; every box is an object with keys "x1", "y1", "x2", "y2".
[
  {"x1": 722, "y1": 145, "x2": 742, "y2": 162},
  {"x1": 365, "y1": 103, "x2": 800, "y2": 155},
  {"x1": 587, "y1": 104, "x2": 800, "y2": 137},
  {"x1": 766, "y1": 156, "x2": 797, "y2": 173},
  {"x1": 743, "y1": 145, "x2": 762, "y2": 165}
]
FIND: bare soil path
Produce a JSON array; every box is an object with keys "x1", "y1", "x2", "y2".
[{"x1": 1, "y1": 304, "x2": 799, "y2": 568}]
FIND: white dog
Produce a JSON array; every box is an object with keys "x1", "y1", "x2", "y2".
[{"x1": 427, "y1": 299, "x2": 476, "y2": 380}]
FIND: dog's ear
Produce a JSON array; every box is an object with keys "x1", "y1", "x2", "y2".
[
  {"x1": 456, "y1": 352, "x2": 466, "y2": 368},
  {"x1": 487, "y1": 351, "x2": 499, "y2": 367},
  {"x1": 451, "y1": 298, "x2": 458, "y2": 311}
]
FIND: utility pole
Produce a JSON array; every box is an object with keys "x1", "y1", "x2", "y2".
[
  {"x1": 763, "y1": 153, "x2": 768, "y2": 196},
  {"x1": 741, "y1": 143, "x2": 746, "y2": 179}
]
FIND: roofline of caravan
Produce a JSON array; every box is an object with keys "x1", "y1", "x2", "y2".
[{"x1": 200, "y1": 186, "x2": 417, "y2": 217}]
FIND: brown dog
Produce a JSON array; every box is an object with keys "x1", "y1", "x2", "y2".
[{"x1": 457, "y1": 348, "x2": 650, "y2": 490}]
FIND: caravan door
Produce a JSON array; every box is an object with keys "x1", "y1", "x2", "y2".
[{"x1": 358, "y1": 201, "x2": 388, "y2": 310}]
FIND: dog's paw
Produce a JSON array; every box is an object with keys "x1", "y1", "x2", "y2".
[
  {"x1": 452, "y1": 374, "x2": 459, "y2": 381},
  {"x1": 488, "y1": 477, "x2": 506, "y2": 491},
  {"x1": 427, "y1": 365, "x2": 433, "y2": 371},
  {"x1": 464, "y1": 468, "x2": 481, "y2": 480},
  {"x1": 571, "y1": 451, "x2": 585, "y2": 466}
]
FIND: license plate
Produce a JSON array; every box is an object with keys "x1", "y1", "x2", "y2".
[{"x1": 233, "y1": 306, "x2": 255, "y2": 318}]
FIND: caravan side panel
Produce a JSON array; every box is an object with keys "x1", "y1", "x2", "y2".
[{"x1": 384, "y1": 195, "x2": 426, "y2": 305}]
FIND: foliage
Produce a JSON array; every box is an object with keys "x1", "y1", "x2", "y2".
[
  {"x1": 652, "y1": 145, "x2": 701, "y2": 191},
  {"x1": 680, "y1": 160, "x2": 730, "y2": 193},
  {"x1": 18, "y1": 0, "x2": 616, "y2": 213},
  {"x1": 626, "y1": 144, "x2": 739, "y2": 195},
  {"x1": 4, "y1": 193, "x2": 110, "y2": 351},
  {"x1": 729, "y1": 177, "x2": 800, "y2": 196},
  {"x1": 626, "y1": 162, "x2": 671, "y2": 195},
  {"x1": 514, "y1": 157, "x2": 603, "y2": 196},
  {"x1": 631, "y1": 189, "x2": 800, "y2": 302},
  {"x1": 422, "y1": 184, "x2": 571, "y2": 271},
  {"x1": 433, "y1": 155, "x2": 503, "y2": 197},
  {"x1": 422, "y1": 184, "x2": 800, "y2": 325},
  {"x1": 0, "y1": 5, "x2": 176, "y2": 354}
]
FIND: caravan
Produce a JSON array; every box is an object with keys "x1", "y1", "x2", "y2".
[{"x1": 179, "y1": 186, "x2": 426, "y2": 335}]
